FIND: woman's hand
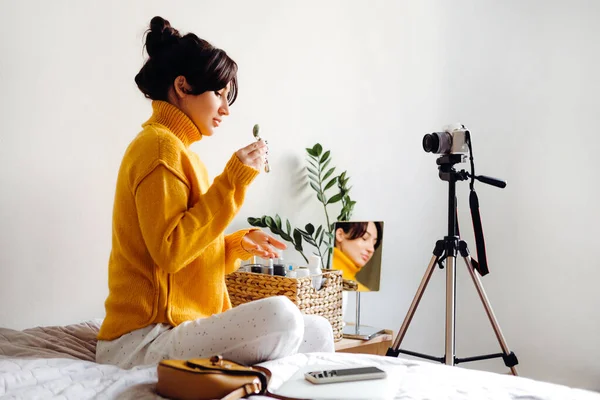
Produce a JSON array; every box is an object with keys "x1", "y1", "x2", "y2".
[
  {"x1": 241, "y1": 230, "x2": 286, "y2": 259},
  {"x1": 236, "y1": 140, "x2": 268, "y2": 171}
]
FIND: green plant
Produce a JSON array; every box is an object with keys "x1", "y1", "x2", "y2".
[{"x1": 248, "y1": 143, "x2": 356, "y2": 268}]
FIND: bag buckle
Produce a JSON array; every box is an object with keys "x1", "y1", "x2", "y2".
[
  {"x1": 244, "y1": 382, "x2": 261, "y2": 395},
  {"x1": 209, "y1": 355, "x2": 224, "y2": 366}
]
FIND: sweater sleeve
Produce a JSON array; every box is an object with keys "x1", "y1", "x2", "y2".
[
  {"x1": 223, "y1": 228, "x2": 261, "y2": 274},
  {"x1": 134, "y1": 154, "x2": 259, "y2": 274}
]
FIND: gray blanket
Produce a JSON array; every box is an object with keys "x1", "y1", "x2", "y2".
[{"x1": 0, "y1": 319, "x2": 100, "y2": 362}]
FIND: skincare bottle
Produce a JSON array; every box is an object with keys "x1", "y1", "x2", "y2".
[
  {"x1": 238, "y1": 260, "x2": 250, "y2": 272},
  {"x1": 308, "y1": 255, "x2": 323, "y2": 290},
  {"x1": 248, "y1": 256, "x2": 263, "y2": 274},
  {"x1": 273, "y1": 251, "x2": 286, "y2": 276},
  {"x1": 261, "y1": 258, "x2": 274, "y2": 275},
  {"x1": 286, "y1": 265, "x2": 296, "y2": 278},
  {"x1": 295, "y1": 266, "x2": 310, "y2": 278}
]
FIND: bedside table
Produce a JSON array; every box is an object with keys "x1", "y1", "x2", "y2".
[{"x1": 334, "y1": 329, "x2": 394, "y2": 356}]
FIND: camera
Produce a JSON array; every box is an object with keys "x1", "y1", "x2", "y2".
[{"x1": 422, "y1": 124, "x2": 469, "y2": 155}]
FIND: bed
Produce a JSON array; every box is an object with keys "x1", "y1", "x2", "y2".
[{"x1": 0, "y1": 320, "x2": 598, "y2": 399}]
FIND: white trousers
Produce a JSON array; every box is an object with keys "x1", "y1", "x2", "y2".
[{"x1": 96, "y1": 296, "x2": 334, "y2": 369}]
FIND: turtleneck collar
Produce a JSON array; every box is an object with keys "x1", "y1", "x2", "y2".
[
  {"x1": 333, "y1": 247, "x2": 361, "y2": 279},
  {"x1": 143, "y1": 100, "x2": 202, "y2": 147},
  {"x1": 333, "y1": 247, "x2": 369, "y2": 291}
]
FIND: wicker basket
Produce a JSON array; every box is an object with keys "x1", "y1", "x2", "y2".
[{"x1": 225, "y1": 269, "x2": 343, "y2": 341}]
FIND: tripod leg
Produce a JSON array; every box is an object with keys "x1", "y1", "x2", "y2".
[
  {"x1": 389, "y1": 253, "x2": 439, "y2": 352},
  {"x1": 462, "y1": 254, "x2": 519, "y2": 376},
  {"x1": 445, "y1": 256, "x2": 456, "y2": 366}
]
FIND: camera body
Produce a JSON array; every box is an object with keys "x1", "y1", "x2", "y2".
[{"x1": 423, "y1": 124, "x2": 469, "y2": 155}]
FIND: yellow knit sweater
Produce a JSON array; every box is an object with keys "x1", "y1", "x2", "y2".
[
  {"x1": 332, "y1": 247, "x2": 369, "y2": 292},
  {"x1": 98, "y1": 101, "x2": 259, "y2": 340}
]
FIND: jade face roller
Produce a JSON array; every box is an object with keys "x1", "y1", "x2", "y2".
[{"x1": 253, "y1": 124, "x2": 270, "y2": 173}]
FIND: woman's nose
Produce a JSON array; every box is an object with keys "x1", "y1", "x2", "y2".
[{"x1": 219, "y1": 102, "x2": 230, "y2": 116}]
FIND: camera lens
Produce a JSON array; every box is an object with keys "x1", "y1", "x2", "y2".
[
  {"x1": 422, "y1": 133, "x2": 439, "y2": 153},
  {"x1": 423, "y1": 132, "x2": 453, "y2": 154}
]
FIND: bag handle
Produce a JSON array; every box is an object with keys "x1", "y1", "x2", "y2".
[{"x1": 219, "y1": 383, "x2": 262, "y2": 400}]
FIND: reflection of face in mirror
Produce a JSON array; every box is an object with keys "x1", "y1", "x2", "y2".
[
  {"x1": 335, "y1": 222, "x2": 379, "y2": 268},
  {"x1": 333, "y1": 221, "x2": 383, "y2": 292}
]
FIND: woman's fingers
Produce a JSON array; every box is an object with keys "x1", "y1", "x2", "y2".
[
  {"x1": 241, "y1": 140, "x2": 267, "y2": 157},
  {"x1": 264, "y1": 235, "x2": 287, "y2": 250},
  {"x1": 242, "y1": 231, "x2": 286, "y2": 259},
  {"x1": 236, "y1": 140, "x2": 268, "y2": 170}
]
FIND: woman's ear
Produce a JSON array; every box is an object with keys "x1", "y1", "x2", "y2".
[
  {"x1": 335, "y1": 228, "x2": 345, "y2": 244},
  {"x1": 173, "y1": 75, "x2": 189, "y2": 98}
]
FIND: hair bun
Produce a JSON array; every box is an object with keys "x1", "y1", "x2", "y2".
[{"x1": 146, "y1": 16, "x2": 181, "y2": 58}]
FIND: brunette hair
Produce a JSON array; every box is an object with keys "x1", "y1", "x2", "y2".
[
  {"x1": 135, "y1": 16, "x2": 238, "y2": 104},
  {"x1": 336, "y1": 221, "x2": 383, "y2": 250}
]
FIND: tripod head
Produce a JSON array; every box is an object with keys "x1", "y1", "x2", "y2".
[{"x1": 436, "y1": 154, "x2": 506, "y2": 189}]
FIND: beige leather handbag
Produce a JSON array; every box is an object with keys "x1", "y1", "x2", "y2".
[{"x1": 156, "y1": 355, "x2": 300, "y2": 400}]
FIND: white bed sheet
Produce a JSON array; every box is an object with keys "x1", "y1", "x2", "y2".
[
  {"x1": 1, "y1": 352, "x2": 599, "y2": 399},
  {"x1": 1, "y1": 320, "x2": 598, "y2": 399},
  {"x1": 254, "y1": 353, "x2": 600, "y2": 400}
]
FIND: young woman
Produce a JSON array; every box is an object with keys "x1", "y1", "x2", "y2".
[
  {"x1": 96, "y1": 16, "x2": 334, "y2": 369},
  {"x1": 333, "y1": 221, "x2": 383, "y2": 291}
]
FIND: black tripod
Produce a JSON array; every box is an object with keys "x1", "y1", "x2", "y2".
[{"x1": 386, "y1": 154, "x2": 519, "y2": 375}]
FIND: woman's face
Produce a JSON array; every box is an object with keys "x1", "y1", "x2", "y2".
[
  {"x1": 335, "y1": 222, "x2": 378, "y2": 268},
  {"x1": 174, "y1": 78, "x2": 231, "y2": 137}
]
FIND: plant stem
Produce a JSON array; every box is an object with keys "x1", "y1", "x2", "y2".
[
  {"x1": 317, "y1": 161, "x2": 332, "y2": 234},
  {"x1": 299, "y1": 251, "x2": 309, "y2": 264}
]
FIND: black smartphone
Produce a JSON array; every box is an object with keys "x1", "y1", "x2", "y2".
[{"x1": 304, "y1": 366, "x2": 387, "y2": 384}]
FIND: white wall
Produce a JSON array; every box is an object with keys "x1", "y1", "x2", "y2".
[{"x1": 0, "y1": 0, "x2": 598, "y2": 391}]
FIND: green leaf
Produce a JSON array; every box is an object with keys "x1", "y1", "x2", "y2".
[
  {"x1": 275, "y1": 214, "x2": 282, "y2": 229},
  {"x1": 315, "y1": 225, "x2": 322, "y2": 240},
  {"x1": 297, "y1": 229, "x2": 313, "y2": 242},
  {"x1": 307, "y1": 158, "x2": 319, "y2": 169},
  {"x1": 310, "y1": 181, "x2": 320, "y2": 193},
  {"x1": 265, "y1": 216, "x2": 274, "y2": 228},
  {"x1": 307, "y1": 166, "x2": 319, "y2": 177},
  {"x1": 320, "y1": 150, "x2": 330, "y2": 164},
  {"x1": 324, "y1": 176, "x2": 338, "y2": 191},
  {"x1": 317, "y1": 192, "x2": 326, "y2": 204},
  {"x1": 286, "y1": 219, "x2": 291, "y2": 235},
  {"x1": 308, "y1": 174, "x2": 320, "y2": 184},
  {"x1": 321, "y1": 158, "x2": 332, "y2": 172},
  {"x1": 306, "y1": 147, "x2": 317, "y2": 157},
  {"x1": 322, "y1": 167, "x2": 336, "y2": 182},
  {"x1": 305, "y1": 223, "x2": 315, "y2": 235},
  {"x1": 314, "y1": 143, "x2": 323, "y2": 156},
  {"x1": 280, "y1": 232, "x2": 293, "y2": 242},
  {"x1": 250, "y1": 217, "x2": 267, "y2": 227},
  {"x1": 293, "y1": 230, "x2": 303, "y2": 252},
  {"x1": 327, "y1": 193, "x2": 343, "y2": 204}
]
